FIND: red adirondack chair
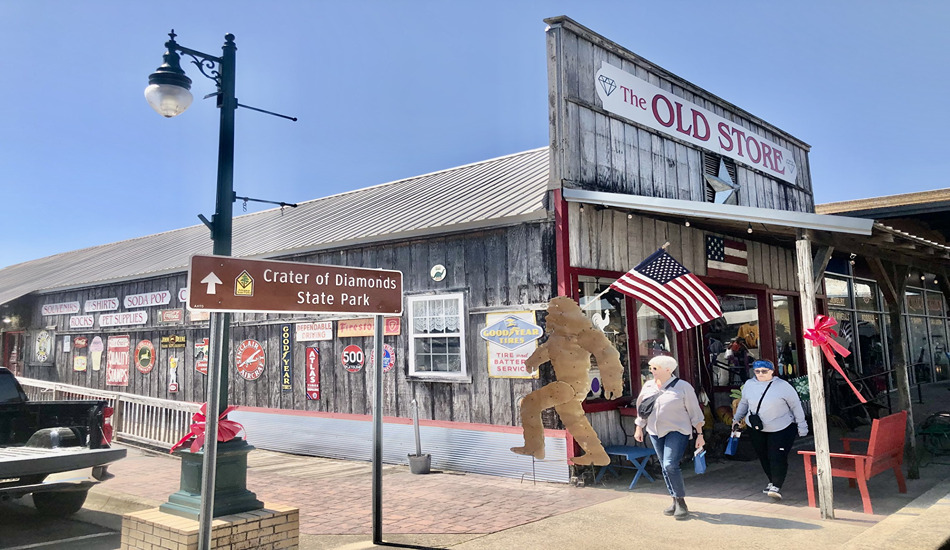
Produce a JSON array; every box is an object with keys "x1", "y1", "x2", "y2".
[{"x1": 799, "y1": 410, "x2": 908, "y2": 514}]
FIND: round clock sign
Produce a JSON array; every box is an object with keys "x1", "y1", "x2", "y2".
[{"x1": 235, "y1": 339, "x2": 265, "y2": 380}]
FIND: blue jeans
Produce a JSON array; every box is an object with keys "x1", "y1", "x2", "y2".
[{"x1": 649, "y1": 431, "x2": 690, "y2": 498}]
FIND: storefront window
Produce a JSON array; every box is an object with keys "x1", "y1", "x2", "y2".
[
  {"x1": 906, "y1": 316, "x2": 932, "y2": 384},
  {"x1": 578, "y1": 277, "x2": 629, "y2": 399},
  {"x1": 829, "y1": 309, "x2": 858, "y2": 372},
  {"x1": 704, "y1": 293, "x2": 758, "y2": 387},
  {"x1": 929, "y1": 318, "x2": 949, "y2": 382},
  {"x1": 856, "y1": 312, "x2": 887, "y2": 392},
  {"x1": 772, "y1": 295, "x2": 799, "y2": 377},
  {"x1": 854, "y1": 281, "x2": 879, "y2": 312},
  {"x1": 637, "y1": 302, "x2": 675, "y2": 386},
  {"x1": 926, "y1": 292, "x2": 946, "y2": 317},
  {"x1": 906, "y1": 289, "x2": 925, "y2": 315},
  {"x1": 825, "y1": 277, "x2": 851, "y2": 309}
]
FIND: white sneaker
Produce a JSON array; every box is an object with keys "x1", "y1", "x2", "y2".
[
  {"x1": 767, "y1": 486, "x2": 782, "y2": 500},
  {"x1": 762, "y1": 483, "x2": 777, "y2": 495}
]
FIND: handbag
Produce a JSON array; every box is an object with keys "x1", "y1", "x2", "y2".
[
  {"x1": 747, "y1": 381, "x2": 774, "y2": 431},
  {"x1": 724, "y1": 430, "x2": 741, "y2": 456},
  {"x1": 694, "y1": 448, "x2": 707, "y2": 474},
  {"x1": 637, "y1": 378, "x2": 680, "y2": 419}
]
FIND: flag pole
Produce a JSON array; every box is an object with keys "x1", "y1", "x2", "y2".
[{"x1": 581, "y1": 242, "x2": 671, "y2": 310}]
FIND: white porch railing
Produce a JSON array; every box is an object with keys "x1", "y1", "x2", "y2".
[{"x1": 17, "y1": 377, "x2": 200, "y2": 450}]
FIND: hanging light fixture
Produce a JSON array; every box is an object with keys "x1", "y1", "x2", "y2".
[
  {"x1": 746, "y1": 223, "x2": 753, "y2": 234},
  {"x1": 684, "y1": 219, "x2": 691, "y2": 227}
]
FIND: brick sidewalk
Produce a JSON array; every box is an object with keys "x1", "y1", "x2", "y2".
[{"x1": 98, "y1": 447, "x2": 622, "y2": 536}]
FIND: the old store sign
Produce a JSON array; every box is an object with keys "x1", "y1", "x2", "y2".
[
  {"x1": 480, "y1": 312, "x2": 542, "y2": 379},
  {"x1": 187, "y1": 255, "x2": 403, "y2": 315},
  {"x1": 595, "y1": 62, "x2": 798, "y2": 184}
]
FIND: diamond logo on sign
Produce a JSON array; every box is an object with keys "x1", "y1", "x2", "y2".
[
  {"x1": 235, "y1": 271, "x2": 254, "y2": 296},
  {"x1": 479, "y1": 315, "x2": 543, "y2": 351},
  {"x1": 598, "y1": 74, "x2": 616, "y2": 96}
]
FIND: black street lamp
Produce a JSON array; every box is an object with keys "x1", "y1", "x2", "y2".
[{"x1": 145, "y1": 30, "x2": 261, "y2": 545}]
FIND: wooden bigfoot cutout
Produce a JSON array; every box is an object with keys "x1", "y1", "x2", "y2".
[{"x1": 511, "y1": 296, "x2": 623, "y2": 465}]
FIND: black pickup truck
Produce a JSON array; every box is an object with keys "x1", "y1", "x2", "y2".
[{"x1": 0, "y1": 367, "x2": 126, "y2": 515}]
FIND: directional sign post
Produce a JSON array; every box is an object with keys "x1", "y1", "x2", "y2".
[
  {"x1": 188, "y1": 255, "x2": 403, "y2": 315},
  {"x1": 187, "y1": 255, "x2": 402, "y2": 544}
]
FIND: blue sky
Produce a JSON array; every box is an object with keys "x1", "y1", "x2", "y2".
[{"x1": 1, "y1": 1, "x2": 948, "y2": 269}]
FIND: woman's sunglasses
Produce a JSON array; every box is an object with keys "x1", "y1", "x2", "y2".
[{"x1": 754, "y1": 368, "x2": 772, "y2": 374}]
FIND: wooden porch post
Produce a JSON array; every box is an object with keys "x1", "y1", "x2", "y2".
[
  {"x1": 795, "y1": 230, "x2": 835, "y2": 519},
  {"x1": 868, "y1": 257, "x2": 917, "y2": 478}
]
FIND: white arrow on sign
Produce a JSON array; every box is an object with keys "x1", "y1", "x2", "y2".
[{"x1": 201, "y1": 272, "x2": 223, "y2": 294}]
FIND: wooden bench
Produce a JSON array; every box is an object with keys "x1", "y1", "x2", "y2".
[
  {"x1": 798, "y1": 410, "x2": 908, "y2": 514},
  {"x1": 594, "y1": 445, "x2": 657, "y2": 489}
]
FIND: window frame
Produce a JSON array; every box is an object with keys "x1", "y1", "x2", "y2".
[{"x1": 406, "y1": 292, "x2": 469, "y2": 382}]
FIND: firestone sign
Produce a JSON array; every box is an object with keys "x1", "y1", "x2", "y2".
[
  {"x1": 188, "y1": 255, "x2": 403, "y2": 315},
  {"x1": 595, "y1": 62, "x2": 798, "y2": 184}
]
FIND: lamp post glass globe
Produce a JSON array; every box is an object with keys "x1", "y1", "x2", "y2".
[{"x1": 144, "y1": 83, "x2": 193, "y2": 117}]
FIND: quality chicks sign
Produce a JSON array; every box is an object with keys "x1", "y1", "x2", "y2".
[
  {"x1": 480, "y1": 312, "x2": 541, "y2": 379},
  {"x1": 595, "y1": 62, "x2": 798, "y2": 184}
]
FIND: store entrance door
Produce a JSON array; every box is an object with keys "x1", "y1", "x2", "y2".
[
  {"x1": 691, "y1": 290, "x2": 770, "y2": 418},
  {"x1": 3, "y1": 331, "x2": 24, "y2": 375}
]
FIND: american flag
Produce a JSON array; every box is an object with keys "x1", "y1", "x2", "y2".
[
  {"x1": 610, "y1": 248, "x2": 723, "y2": 332},
  {"x1": 706, "y1": 235, "x2": 749, "y2": 281}
]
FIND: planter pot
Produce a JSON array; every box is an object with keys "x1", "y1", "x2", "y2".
[{"x1": 408, "y1": 453, "x2": 431, "y2": 474}]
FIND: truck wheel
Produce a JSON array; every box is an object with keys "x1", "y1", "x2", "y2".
[{"x1": 32, "y1": 490, "x2": 88, "y2": 516}]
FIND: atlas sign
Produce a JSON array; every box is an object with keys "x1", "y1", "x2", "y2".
[{"x1": 188, "y1": 255, "x2": 403, "y2": 315}]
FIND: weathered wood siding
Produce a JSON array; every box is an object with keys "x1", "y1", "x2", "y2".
[
  {"x1": 546, "y1": 17, "x2": 814, "y2": 212},
  {"x1": 570, "y1": 207, "x2": 799, "y2": 292},
  {"x1": 25, "y1": 221, "x2": 558, "y2": 428}
]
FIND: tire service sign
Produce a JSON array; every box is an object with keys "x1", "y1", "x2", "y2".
[{"x1": 235, "y1": 339, "x2": 265, "y2": 381}]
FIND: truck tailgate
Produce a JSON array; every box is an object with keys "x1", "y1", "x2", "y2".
[{"x1": 0, "y1": 447, "x2": 127, "y2": 478}]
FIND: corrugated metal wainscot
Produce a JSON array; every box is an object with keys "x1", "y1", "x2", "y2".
[{"x1": 230, "y1": 408, "x2": 571, "y2": 483}]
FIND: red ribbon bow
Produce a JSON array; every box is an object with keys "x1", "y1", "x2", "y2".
[
  {"x1": 169, "y1": 403, "x2": 246, "y2": 454},
  {"x1": 803, "y1": 315, "x2": 866, "y2": 404}
]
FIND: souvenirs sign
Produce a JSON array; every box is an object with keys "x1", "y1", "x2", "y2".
[
  {"x1": 187, "y1": 255, "x2": 403, "y2": 315},
  {"x1": 480, "y1": 312, "x2": 542, "y2": 379},
  {"x1": 42, "y1": 301, "x2": 80, "y2": 316},
  {"x1": 106, "y1": 335, "x2": 130, "y2": 386}
]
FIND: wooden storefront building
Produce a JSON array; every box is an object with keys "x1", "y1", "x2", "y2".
[{"x1": 1, "y1": 17, "x2": 946, "y2": 483}]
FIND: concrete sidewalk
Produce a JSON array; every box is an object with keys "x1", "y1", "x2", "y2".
[
  {"x1": 83, "y1": 439, "x2": 950, "y2": 550},
  {"x1": 80, "y1": 382, "x2": 950, "y2": 549}
]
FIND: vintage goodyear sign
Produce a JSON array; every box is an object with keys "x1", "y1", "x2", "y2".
[
  {"x1": 280, "y1": 324, "x2": 293, "y2": 391},
  {"x1": 480, "y1": 312, "x2": 542, "y2": 379}
]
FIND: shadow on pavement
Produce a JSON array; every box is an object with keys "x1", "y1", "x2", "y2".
[{"x1": 690, "y1": 511, "x2": 822, "y2": 530}]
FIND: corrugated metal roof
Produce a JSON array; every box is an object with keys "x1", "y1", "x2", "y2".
[{"x1": 0, "y1": 148, "x2": 550, "y2": 305}]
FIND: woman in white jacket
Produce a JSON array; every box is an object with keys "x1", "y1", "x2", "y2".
[{"x1": 733, "y1": 360, "x2": 808, "y2": 500}]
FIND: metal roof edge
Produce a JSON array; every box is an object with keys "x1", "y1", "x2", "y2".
[{"x1": 562, "y1": 189, "x2": 873, "y2": 236}]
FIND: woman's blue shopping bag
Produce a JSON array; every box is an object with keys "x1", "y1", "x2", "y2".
[
  {"x1": 694, "y1": 449, "x2": 707, "y2": 474},
  {"x1": 725, "y1": 433, "x2": 740, "y2": 456}
]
